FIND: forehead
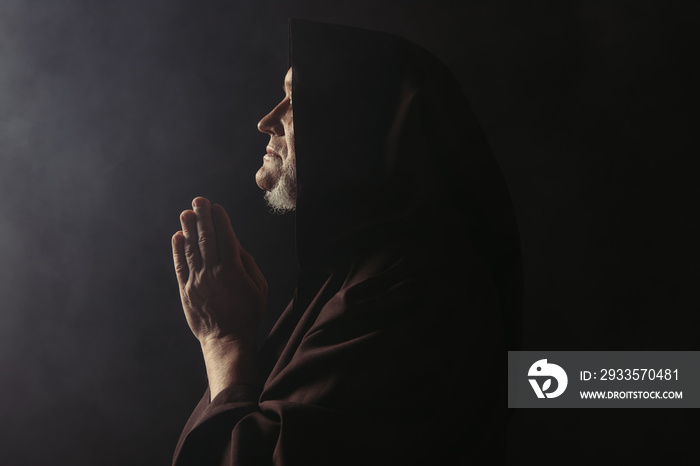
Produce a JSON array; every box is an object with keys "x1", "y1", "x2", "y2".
[{"x1": 284, "y1": 67, "x2": 292, "y2": 92}]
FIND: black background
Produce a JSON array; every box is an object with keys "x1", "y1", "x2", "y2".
[{"x1": 0, "y1": 1, "x2": 697, "y2": 464}]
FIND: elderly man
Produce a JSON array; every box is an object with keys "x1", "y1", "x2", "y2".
[{"x1": 171, "y1": 19, "x2": 521, "y2": 465}]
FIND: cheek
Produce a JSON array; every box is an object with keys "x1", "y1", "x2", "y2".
[{"x1": 286, "y1": 129, "x2": 295, "y2": 157}]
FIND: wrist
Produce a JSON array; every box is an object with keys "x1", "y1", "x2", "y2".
[
  {"x1": 200, "y1": 337, "x2": 259, "y2": 400},
  {"x1": 200, "y1": 336, "x2": 257, "y2": 357}
]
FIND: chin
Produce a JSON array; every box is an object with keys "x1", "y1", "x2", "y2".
[{"x1": 256, "y1": 166, "x2": 280, "y2": 191}]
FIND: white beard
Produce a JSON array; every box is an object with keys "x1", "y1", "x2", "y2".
[{"x1": 264, "y1": 156, "x2": 297, "y2": 214}]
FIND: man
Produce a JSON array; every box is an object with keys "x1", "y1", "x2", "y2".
[{"x1": 171, "y1": 19, "x2": 521, "y2": 465}]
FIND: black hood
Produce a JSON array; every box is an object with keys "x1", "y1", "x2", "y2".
[{"x1": 288, "y1": 19, "x2": 522, "y2": 349}]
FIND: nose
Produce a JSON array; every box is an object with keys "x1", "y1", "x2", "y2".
[{"x1": 257, "y1": 103, "x2": 285, "y2": 136}]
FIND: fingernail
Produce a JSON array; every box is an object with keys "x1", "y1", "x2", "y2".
[{"x1": 193, "y1": 198, "x2": 203, "y2": 209}]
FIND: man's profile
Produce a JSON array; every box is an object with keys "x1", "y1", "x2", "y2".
[
  {"x1": 255, "y1": 66, "x2": 297, "y2": 213},
  {"x1": 171, "y1": 19, "x2": 521, "y2": 465}
]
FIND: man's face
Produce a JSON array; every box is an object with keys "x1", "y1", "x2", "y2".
[{"x1": 256, "y1": 67, "x2": 296, "y2": 212}]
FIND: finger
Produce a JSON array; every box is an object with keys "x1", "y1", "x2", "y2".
[
  {"x1": 172, "y1": 231, "x2": 189, "y2": 286},
  {"x1": 211, "y1": 204, "x2": 242, "y2": 268},
  {"x1": 180, "y1": 210, "x2": 202, "y2": 272},
  {"x1": 239, "y1": 247, "x2": 268, "y2": 294},
  {"x1": 192, "y1": 197, "x2": 217, "y2": 267}
]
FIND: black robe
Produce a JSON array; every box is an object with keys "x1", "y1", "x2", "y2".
[{"x1": 173, "y1": 18, "x2": 521, "y2": 466}]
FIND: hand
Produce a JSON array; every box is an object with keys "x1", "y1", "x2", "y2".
[{"x1": 172, "y1": 197, "x2": 267, "y2": 348}]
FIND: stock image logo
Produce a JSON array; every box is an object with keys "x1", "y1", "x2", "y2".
[{"x1": 528, "y1": 359, "x2": 568, "y2": 398}]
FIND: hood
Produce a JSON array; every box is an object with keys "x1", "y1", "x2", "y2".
[{"x1": 288, "y1": 19, "x2": 522, "y2": 349}]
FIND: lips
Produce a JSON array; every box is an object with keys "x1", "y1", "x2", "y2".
[{"x1": 266, "y1": 147, "x2": 282, "y2": 157}]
